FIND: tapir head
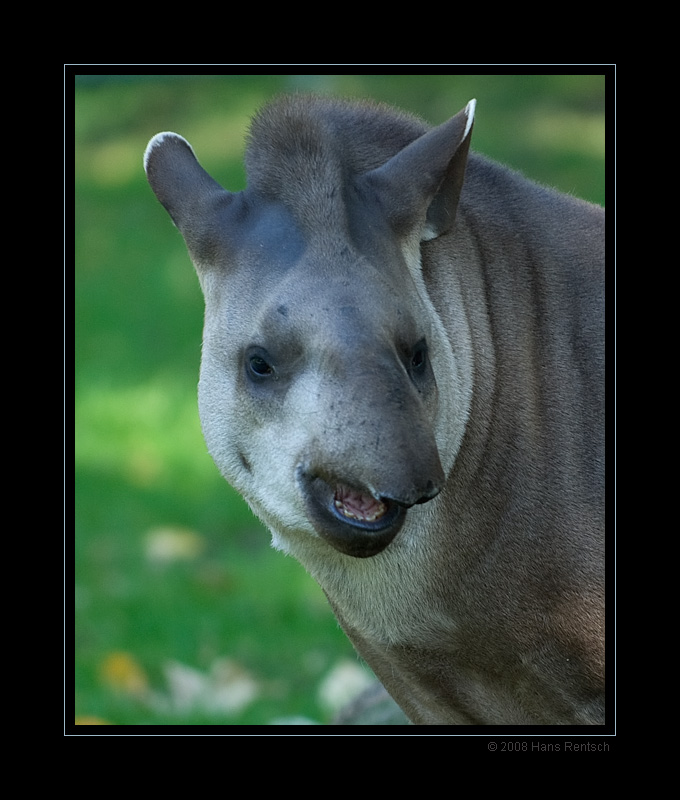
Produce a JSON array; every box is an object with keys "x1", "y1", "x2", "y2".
[{"x1": 145, "y1": 96, "x2": 475, "y2": 559}]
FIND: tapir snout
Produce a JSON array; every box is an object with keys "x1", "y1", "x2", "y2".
[{"x1": 295, "y1": 339, "x2": 446, "y2": 557}]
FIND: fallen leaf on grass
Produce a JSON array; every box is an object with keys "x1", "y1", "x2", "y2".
[
  {"x1": 99, "y1": 651, "x2": 149, "y2": 696},
  {"x1": 97, "y1": 650, "x2": 260, "y2": 720},
  {"x1": 158, "y1": 657, "x2": 260, "y2": 716}
]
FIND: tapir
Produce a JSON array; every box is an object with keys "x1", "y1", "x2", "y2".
[{"x1": 144, "y1": 94, "x2": 605, "y2": 725}]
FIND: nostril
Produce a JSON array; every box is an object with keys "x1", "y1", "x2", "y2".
[
  {"x1": 424, "y1": 480, "x2": 442, "y2": 500},
  {"x1": 414, "y1": 484, "x2": 441, "y2": 505},
  {"x1": 414, "y1": 482, "x2": 442, "y2": 505},
  {"x1": 387, "y1": 480, "x2": 442, "y2": 509}
]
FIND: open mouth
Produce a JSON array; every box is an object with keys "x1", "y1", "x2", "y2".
[
  {"x1": 334, "y1": 484, "x2": 390, "y2": 523},
  {"x1": 298, "y1": 469, "x2": 407, "y2": 558}
]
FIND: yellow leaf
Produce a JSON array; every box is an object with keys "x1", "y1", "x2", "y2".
[
  {"x1": 75, "y1": 716, "x2": 112, "y2": 725},
  {"x1": 99, "y1": 651, "x2": 149, "y2": 695}
]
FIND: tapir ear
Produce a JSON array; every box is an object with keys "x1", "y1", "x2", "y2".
[
  {"x1": 144, "y1": 132, "x2": 233, "y2": 257},
  {"x1": 363, "y1": 99, "x2": 476, "y2": 241}
]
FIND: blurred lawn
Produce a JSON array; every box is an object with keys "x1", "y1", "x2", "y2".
[{"x1": 73, "y1": 72, "x2": 606, "y2": 726}]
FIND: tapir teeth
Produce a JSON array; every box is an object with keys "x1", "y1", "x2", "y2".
[
  {"x1": 334, "y1": 485, "x2": 387, "y2": 522},
  {"x1": 334, "y1": 499, "x2": 387, "y2": 522}
]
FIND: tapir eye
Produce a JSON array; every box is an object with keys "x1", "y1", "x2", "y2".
[
  {"x1": 410, "y1": 339, "x2": 428, "y2": 373},
  {"x1": 246, "y1": 349, "x2": 276, "y2": 379}
]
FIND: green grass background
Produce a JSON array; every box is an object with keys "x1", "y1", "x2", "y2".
[{"x1": 74, "y1": 72, "x2": 606, "y2": 726}]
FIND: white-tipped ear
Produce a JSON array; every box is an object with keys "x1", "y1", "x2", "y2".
[
  {"x1": 143, "y1": 131, "x2": 195, "y2": 173},
  {"x1": 463, "y1": 99, "x2": 476, "y2": 140},
  {"x1": 144, "y1": 130, "x2": 234, "y2": 259},
  {"x1": 361, "y1": 100, "x2": 476, "y2": 242}
]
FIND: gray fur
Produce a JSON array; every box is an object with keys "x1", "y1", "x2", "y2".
[{"x1": 145, "y1": 94, "x2": 605, "y2": 725}]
